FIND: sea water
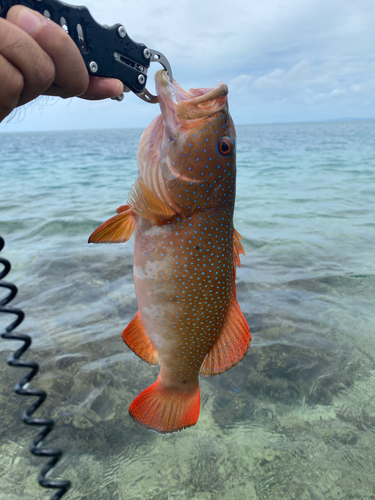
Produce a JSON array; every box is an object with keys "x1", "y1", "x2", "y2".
[{"x1": 0, "y1": 122, "x2": 375, "y2": 500}]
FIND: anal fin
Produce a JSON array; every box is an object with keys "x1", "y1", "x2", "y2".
[
  {"x1": 200, "y1": 298, "x2": 251, "y2": 377},
  {"x1": 122, "y1": 311, "x2": 159, "y2": 365}
]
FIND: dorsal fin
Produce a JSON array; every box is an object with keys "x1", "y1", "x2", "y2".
[
  {"x1": 233, "y1": 228, "x2": 245, "y2": 268},
  {"x1": 200, "y1": 298, "x2": 251, "y2": 377}
]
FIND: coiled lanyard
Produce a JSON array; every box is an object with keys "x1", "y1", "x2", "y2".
[{"x1": 0, "y1": 236, "x2": 71, "y2": 500}]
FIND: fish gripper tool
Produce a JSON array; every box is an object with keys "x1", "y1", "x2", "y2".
[
  {"x1": 0, "y1": 236, "x2": 71, "y2": 500},
  {"x1": 0, "y1": 0, "x2": 173, "y2": 103}
]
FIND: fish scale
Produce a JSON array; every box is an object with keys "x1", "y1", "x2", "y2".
[
  {"x1": 89, "y1": 70, "x2": 251, "y2": 433},
  {"x1": 134, "y1": 206, "x2": 234, "y2": 384}
]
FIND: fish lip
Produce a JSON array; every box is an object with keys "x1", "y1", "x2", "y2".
[
  {"x1": 155, "y1": 70, "x2": 190, "y2": 106},
  {"x1": 155, "y1": 70, "x2": 228, "y2": 138},
  {"x1": 155, "y1": 70, "x2": 178, "y2": 140}
]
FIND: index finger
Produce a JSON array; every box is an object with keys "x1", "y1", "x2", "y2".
[
  {"x1": 7, "y1": 6, "x2": 89, "y2": 99},
  {"x1": 8, "y1": 6, "x2": 125, "y2": 100},
  {"x1": 0, "y1": 15, "x2": 55, "y2": 107}
]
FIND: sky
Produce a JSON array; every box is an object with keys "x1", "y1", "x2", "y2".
[{"x1": 1, "y1": 0, "x2": 375, "y2": 132}]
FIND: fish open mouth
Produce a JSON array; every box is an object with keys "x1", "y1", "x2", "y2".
[{"x1": 155, "y1": 70, "x2": 228, "y2": 139}]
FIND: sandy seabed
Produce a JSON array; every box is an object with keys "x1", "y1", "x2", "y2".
[{"x1": 1, "y1": 248, "x2": 375, "y2": 500}]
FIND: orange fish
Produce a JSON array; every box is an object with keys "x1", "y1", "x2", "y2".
[{"x1": 89, "y1": 70, "x2": 250, "y2": 433}]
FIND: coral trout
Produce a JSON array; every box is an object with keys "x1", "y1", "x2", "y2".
[{"x1": 89, "y1": 70, "x2": 251, "y2": 433}]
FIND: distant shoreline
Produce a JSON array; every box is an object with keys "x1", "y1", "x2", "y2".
[{"x1": 1, "y1": 117, "x2": 374, "y2": 135}]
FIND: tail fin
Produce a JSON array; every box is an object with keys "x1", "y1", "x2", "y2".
[{"x1": 129, "y1": 376, "x2": 200, "y2": 433}]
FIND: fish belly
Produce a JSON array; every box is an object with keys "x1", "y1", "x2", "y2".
[{"x1": 133, "y1": 206, "x2": 234, "y2": 385}]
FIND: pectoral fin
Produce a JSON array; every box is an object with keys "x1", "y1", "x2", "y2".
[
  {"x1": 128, "y1": 179, "x2": 176, "y2": 222},
  {"x1": 88, "y1": 205, "x2": 136, "y2": 244},
  {"x1": 200, "y1": 298, "x2": 251, "y2": 377}
]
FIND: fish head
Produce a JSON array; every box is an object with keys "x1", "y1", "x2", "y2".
[{"x1": 139, "y1": 70, "x2": 236, "y2": 217}]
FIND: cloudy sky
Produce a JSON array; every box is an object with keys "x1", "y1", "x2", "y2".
[{"x1": 1, "y1": 0, "x2": 374, "y2": 132}]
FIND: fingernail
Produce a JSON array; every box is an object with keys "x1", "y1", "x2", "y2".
[
  {"x1": 115, "y1": 81, "x2": 126, "y2": 96},
  {"x1": 17, "y1": 8, "x2": 44, "y2": 34}
]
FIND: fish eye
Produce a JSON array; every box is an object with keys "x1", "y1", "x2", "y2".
[{"x1": 217, "y1": 136, "x2": 235, "y2": 157}]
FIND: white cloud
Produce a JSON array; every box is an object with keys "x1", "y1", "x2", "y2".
[
  {"x1": 229, "y1": 60, "x2": 311, "y2": 95},
  {"x1": 253, "y1": 60, "x2": 310, "y2": 89},
  {"x1": 330, "y1": 87, "x2": 346, "y2": 97},
  {"x1": 350, "y1": 84, "x2": 363, "y2": 93},
  {"x1": 314, "y1": 93, "x2": 327, "y2": 101},
  {"x1": 229, "y1": 74, "x2": 253, "y2": 93},
  {"x1": 2, "y1": 0, "x2": 375, "y2": 132}
]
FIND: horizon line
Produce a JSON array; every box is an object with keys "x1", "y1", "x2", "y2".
[{"x1": 1, "y1": 117, "x2": 374, "y2": 134}]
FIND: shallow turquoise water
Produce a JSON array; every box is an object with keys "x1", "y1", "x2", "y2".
[{"x1": 1, "y1": 122, "x2": 375, "y2": 500}]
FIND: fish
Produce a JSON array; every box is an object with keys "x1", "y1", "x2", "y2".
[{"x1": 89, "y1": 70, "x2": 251, "y2": 433}]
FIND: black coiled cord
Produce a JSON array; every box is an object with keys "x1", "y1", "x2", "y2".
[{"x1": 0, "y1": 236, "x2": 71, "y2": 500}]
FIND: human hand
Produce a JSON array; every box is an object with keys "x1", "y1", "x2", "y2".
[{"x1": 0, "y1": 6, "x2": 124, "y2": 122}]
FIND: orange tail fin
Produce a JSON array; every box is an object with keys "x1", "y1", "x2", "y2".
[{"x1": 129, "y1": 376, "x2": 200, "y2": 433}]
